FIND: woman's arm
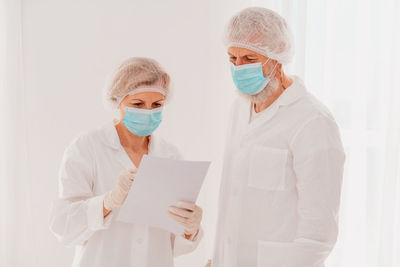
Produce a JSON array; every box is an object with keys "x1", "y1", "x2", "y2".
[{"x1": 49, "y1": 135, "x2": 113, "y2": 247}]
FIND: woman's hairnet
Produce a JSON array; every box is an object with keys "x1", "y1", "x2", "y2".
[
  {"x1": 104, "y1": 57, "x2": 171, "y2": 109},
  {"x1": 224, "y1": 7, "x2": 294, "y2": 65}
]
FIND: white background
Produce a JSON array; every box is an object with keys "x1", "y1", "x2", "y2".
[{"x1": 1, "y1": 0, "x2": 399, "y2": 266}]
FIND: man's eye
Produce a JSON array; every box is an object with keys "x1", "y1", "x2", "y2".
[{"x1": 230, "y1": 56, "x2": 237, "y2": 61}]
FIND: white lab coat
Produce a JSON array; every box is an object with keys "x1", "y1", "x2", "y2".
[
  {"x1": 49, "y1": 121, "x2": 202, "y2": 267},
  {"x1": 212, "y1": 77, "x2": 345, "y2": 267}
]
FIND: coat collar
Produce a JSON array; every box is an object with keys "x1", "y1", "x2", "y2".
[
  {"x1": 98, "y1": 120, "x2": 160, "y2": 169},
  {"x1": 100, "y1": 120, "x2": 156, "y2": 154},
  {"x1": 273, "y1": 76, "x2": 307, "y2": 107},
  {"x1": 236, "y1": 76, "x2": 307, "y2": 142},
  {"x1": 246, "y1": 75, "x2": 307, "y2": 123}
]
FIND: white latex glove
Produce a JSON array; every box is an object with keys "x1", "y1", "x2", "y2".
[
  {"x1": 168, "y1": 201, "x2": 202, "y2": 238},
  {"x1": 103, "y1": 169, "x2": 136, "y2": 211}
]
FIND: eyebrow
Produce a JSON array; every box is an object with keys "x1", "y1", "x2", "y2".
[
  {"x1": 228, "y1": 52, "x2": 259, "y2": 58},
  {"x1": 129, "y1": 99, "x2": 164, "y2": 102}
]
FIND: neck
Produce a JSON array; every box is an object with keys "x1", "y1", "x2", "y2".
[
  {"x1": 115, "y1": 122, "x2": 148, "y2": 151},
  {"x1": 254, "y1": 74, "x2": 292, "y2": 113}
]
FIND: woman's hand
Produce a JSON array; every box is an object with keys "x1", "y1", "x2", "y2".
[
  {"x1": 168, "y1": 201, "x2": 202, "y2": 240},
  {"x1": 205, "y1": 260, "x2": 212, "y2": 267},
  {"x1": 103, "y1": 169, "x2": 136, "y2": 214}
]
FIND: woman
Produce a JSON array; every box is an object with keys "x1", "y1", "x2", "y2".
[{"x1": 49, "y1": 57, "x2": 203, "y2": 267}]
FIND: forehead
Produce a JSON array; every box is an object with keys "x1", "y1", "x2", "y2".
[
  {"x1": 125, "y1": 91, "x2": 165, "y2": 101},
  {"x1": 228, "y1": 47, "x2": 263, "y2": 57}
]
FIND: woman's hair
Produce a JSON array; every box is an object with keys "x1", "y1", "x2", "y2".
[{"x1": 104, "y1": 57, "x2": 170, "y2": 109}]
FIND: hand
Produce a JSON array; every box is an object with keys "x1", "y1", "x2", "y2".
[
  {"x1": 205, "y1": 259, "x2": 212, "y2": 267},
  {"x1": 168, "y1": 201, "x2": 202, "y2": 238},
  {"x1": 103, "y1": 169, "x2": 136, "y2": 211}
]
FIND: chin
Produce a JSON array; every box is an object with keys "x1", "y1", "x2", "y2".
[{"x1": 237, "y1": 77, "x2": 280, "y2": 104}]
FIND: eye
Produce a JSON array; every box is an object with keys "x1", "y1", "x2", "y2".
[
  {"x1": 152, "y1": 102, "x2": 162, "y2": 108},
  {"x1": 230, "y1": 56, "x2": 237, "y2": 61},
  {"x1": 131, "y1": 102, "x2": 143, "y2": 107}
]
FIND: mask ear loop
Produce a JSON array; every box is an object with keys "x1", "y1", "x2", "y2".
[
  {"x1": 268, "y1": 62, "x2": 279, "y2": 78},
  {"x1": 277, "y1": 64, "x2": 288, "y2": 90},
  {"x1": 262, "y1": 58, "x2": 271, "y2": 66},
  {"x1": 262, "y1": 57, "x2": 278, "y2": 79}
]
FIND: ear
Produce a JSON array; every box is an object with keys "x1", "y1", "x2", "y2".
[
  {"x1": 118, "y1": 101, "x2": 125, "y2": 114},
  {"x1": 275, "y1": 63, "x2": 282, "y2": 79},
  {"x1": 118, "y1": 102, "x2": 123, "y2": 111},
  {"x1": 119, "y1": 105, "x2": 126, "y2": 120}
]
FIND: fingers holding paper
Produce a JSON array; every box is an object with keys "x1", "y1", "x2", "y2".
[
  {"x1": 168, "y1": 201, "x2": 202, "y2": 238},
  {"x1": 104, "y1": 168, "x2": 137, "y2": 211}
]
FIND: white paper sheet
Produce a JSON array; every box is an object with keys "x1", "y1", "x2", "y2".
[{"x1": 116, "y1": 155, "x2": 210, "y2": 235}]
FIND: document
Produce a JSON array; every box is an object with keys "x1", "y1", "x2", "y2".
[{"x1": 116, "y1": 155, "x2": 210, "y2": 235}]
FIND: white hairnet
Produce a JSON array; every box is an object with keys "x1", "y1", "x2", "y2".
[
  {"x1": 224, "y1": 7, "x2": 294, "y2": 65},
  {"x1": 104, "y1": 57, "x2": 171, "y2": 109}
]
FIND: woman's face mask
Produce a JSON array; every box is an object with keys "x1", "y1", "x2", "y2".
[
  {"x1": 122, "y1": 107, "x2": 163, "y2": 137},
  {"x1": 119, "y1": 92, "x2": 165, "y2": 137}
]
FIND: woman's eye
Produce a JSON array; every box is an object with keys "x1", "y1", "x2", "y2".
[
  {"x1": 132, "y1": 103, "x2": 142, "y2": 106},
  {"x1": 153, "y1": 103, "x2": 162, "y2": 107}
]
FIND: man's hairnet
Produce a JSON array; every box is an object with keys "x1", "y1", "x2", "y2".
[
  {"x1": 224, "y1": 7, "x2": 294, "y2": 65},
  {"x1": 104, "y1": 57, "x2": 170, "y2": 109}
]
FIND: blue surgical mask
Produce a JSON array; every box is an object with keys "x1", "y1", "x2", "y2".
[
  {"x1": 122, "y1": 107, "x2": 163, "y2": 137},
  {"x1": 230, "y1": 59, "x2": 277, "y2": 95}
]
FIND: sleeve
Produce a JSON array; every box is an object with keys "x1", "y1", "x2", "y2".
[
  {"x1": 49, "y1": 135, "x2": 114, "y2": 247},
  {"x1": 173, "y1": 227, "x2": 204, "y2": 257},
  {"x1": 257, "y1": 115, "x2": 345, "y2": 267}
]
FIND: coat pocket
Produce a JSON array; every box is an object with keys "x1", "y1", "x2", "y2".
[{"x1": 248, "y1": 146, "x2": 288, "y2": 191}]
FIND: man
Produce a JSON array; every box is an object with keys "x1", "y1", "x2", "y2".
[{"x1": 208, "y1": 7, "x2": 345, "y2": 267}]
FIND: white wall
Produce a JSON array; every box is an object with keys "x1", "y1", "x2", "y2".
[
  {"x1": 6, "y1": 0, "x2": 399, "y2": 266},
  {"x1": 21, "y1": 0, "x2": 265, "y2": 266}
]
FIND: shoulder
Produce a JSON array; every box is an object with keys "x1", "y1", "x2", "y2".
[
  {"x1": 289, "y1": 106, "x2": 343, "y2": 152},
  {"x1": 65, "y1": 131, "x2": 93, "y2": 155},
  {"x1": 73, "y1": 121, "x2": 119, "y2": 149},
  {"x1": 284, "y1": 78, "x2": 338, "y2": 130},
  {"x1": 281, "y1": 78, "x2": 342, "y2": 147},
  {"x1": 294, "y1": 94, "x2": 339, "y2": 135},
  {"x1": 300, "y1": 94, "x2": 335, "y2": 120},
  {"x1": 63, "y1": 122, "x2": 113, "y2": 158},
  {"x1": 287, "y1": 77, "x2": 335, "y2": 121}
]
